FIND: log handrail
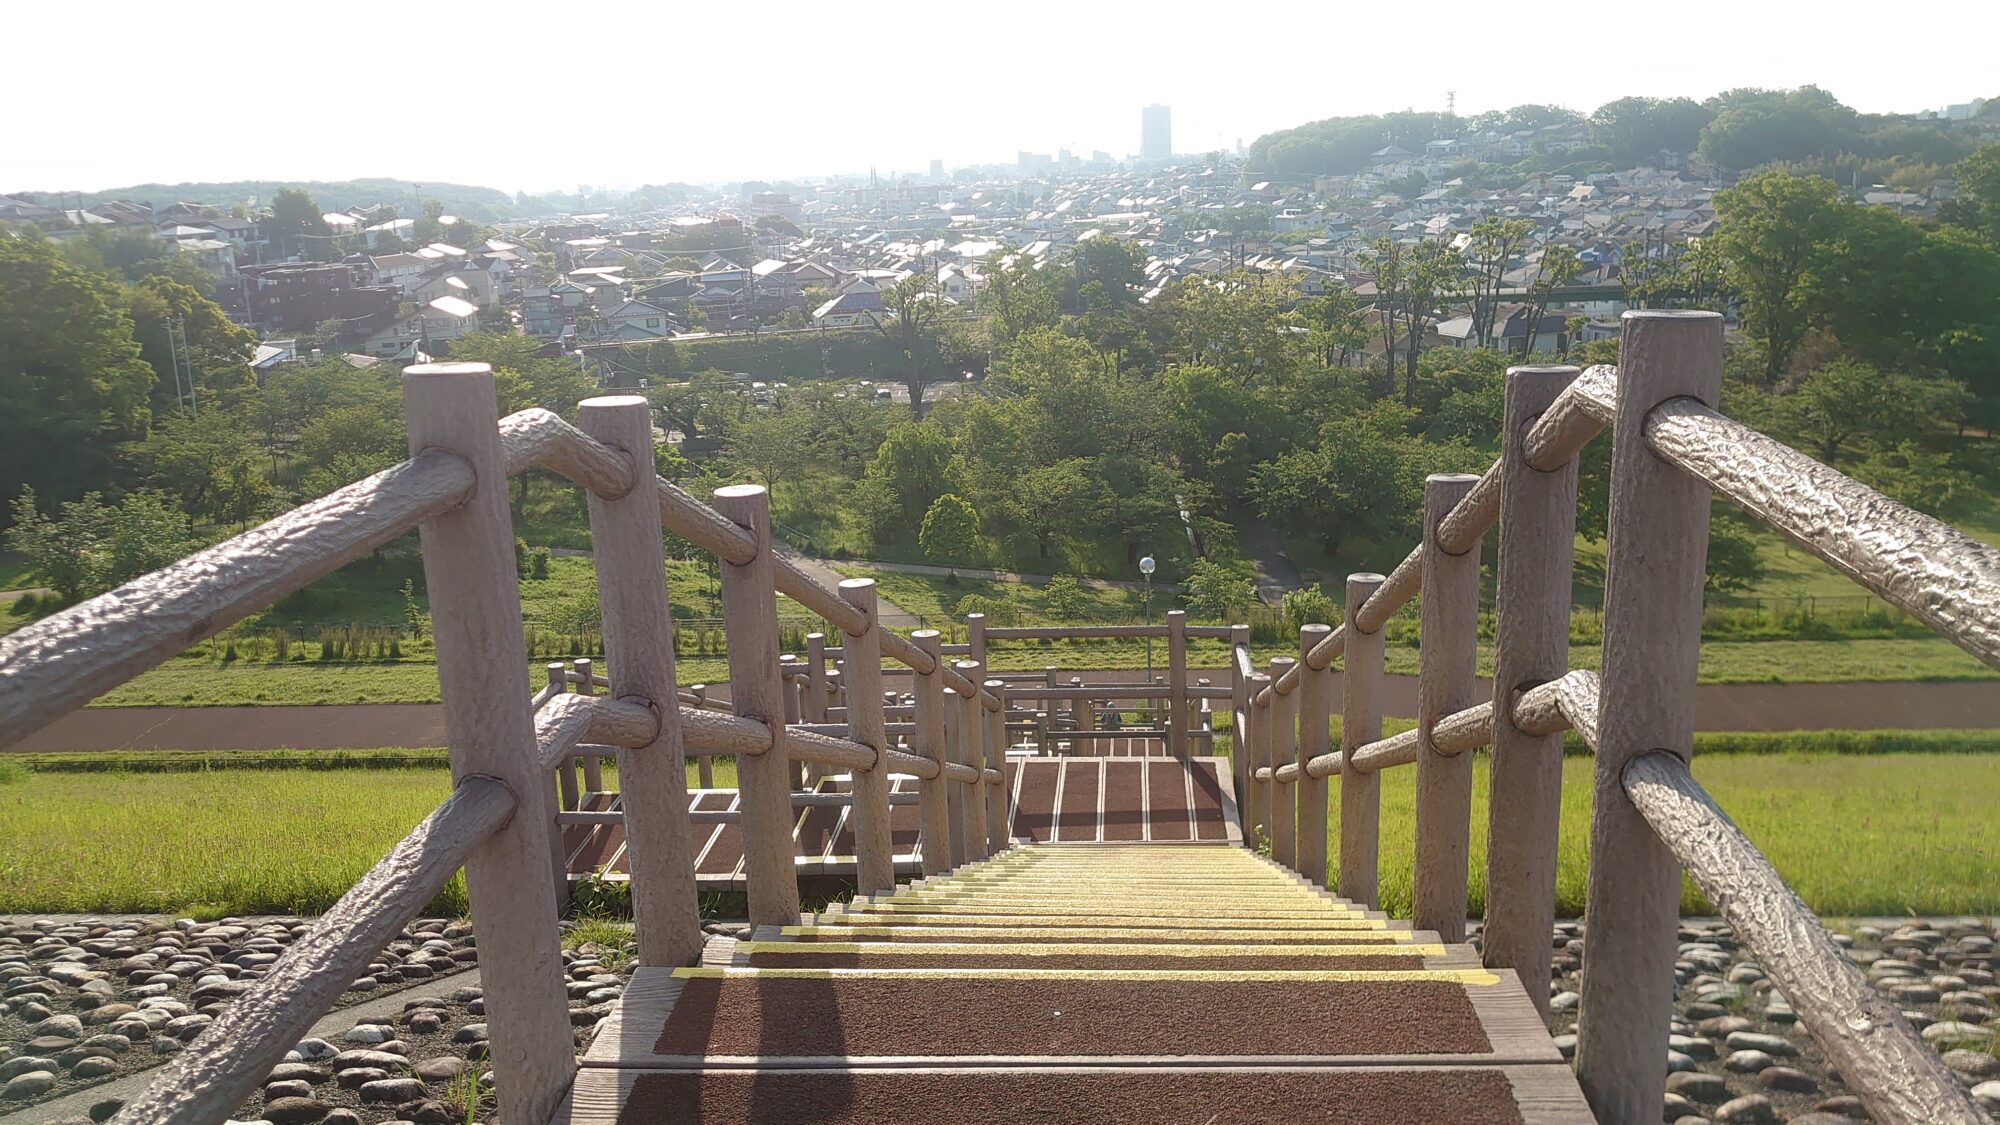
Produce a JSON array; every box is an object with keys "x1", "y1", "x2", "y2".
[
  {"x1": 0, "y1": 449, "x2": 475, "y2": 748},
  {"x1": 1644, "y1": 396, "x2": 2000, "y2": 671},
  {"x1": 1624, "y1": 751, "x2": 1983, "y2": 1125},
  {"x1": 112, "y1": 777, "x2": 517, "y2": 1125}
]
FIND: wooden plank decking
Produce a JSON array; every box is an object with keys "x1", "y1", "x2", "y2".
[
  {"x1": 564, "y1": 756, "x2": 1241, "y2": 884},
  {"x1": 553, "y1": 842, "x2": 1591, "y2": 1124}
]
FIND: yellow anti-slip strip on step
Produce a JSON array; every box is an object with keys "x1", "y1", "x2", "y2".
[
  {"x1": 893, "y1": 890, "x2": 1339, "y2": 903},
  {"x1": 817, "y1": 915, "x2": 1392, "y2": 930},
  {"x1": 784, "y1": 925, "x2": 1407, "y2": 941},
  {"x1": 738, "y1": 941, "x2": 1449, "y2": 958},
  {"x1": 854, "y1": 904, "x2": 1365, "y2": 919},
  {"x1": 674, "y1": 966, "x2": 1500, "y2": 985}
]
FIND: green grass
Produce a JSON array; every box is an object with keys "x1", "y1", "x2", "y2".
[
  {"x1": 1299, "y1": 752, "x2": 2000, "y2": 918},
  {"x1": 1, "y1": 749, "x2": 1991, "y2": 918},
  {"x1": 0, "y1": 761, "x2": 727, "y2": 917}
]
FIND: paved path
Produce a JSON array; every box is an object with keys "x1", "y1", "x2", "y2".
[{"x1": 14, "y1": 678, "x2": 2000, "y2": 753}]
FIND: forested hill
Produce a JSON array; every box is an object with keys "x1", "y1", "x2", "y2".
[
  {"x1": 37, "y1": 178, "x2": 526, "y2": 223},
  {"x1": 1246, "y1": 88, "x2": 1998, "y2": 183}
]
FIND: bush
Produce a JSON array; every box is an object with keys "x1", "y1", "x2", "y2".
[
  {"x1": 953, "y1": 593, "x2": 1019, "y2": 626},
  {"x1": 1281, "y1": 586, "x2": 1339, "y2": 632},
  {"x1": 1043, "y1": 575, "x2": 1090, "y2": 621},
  {"x1": 9, "y1": 592, "x2": 38, "y2": 616},
  {"x1": 530, "y1": 548, "x2": 551, "y2": 580}
]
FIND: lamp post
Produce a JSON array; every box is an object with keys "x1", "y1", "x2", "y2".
[{"x1": 1139, "y1": 556, "x2": 1156, "y2": 690}]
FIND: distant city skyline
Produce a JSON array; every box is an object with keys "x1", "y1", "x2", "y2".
[{"x1": 5, "y1": 0, "x2": 1997, "y2": 194}]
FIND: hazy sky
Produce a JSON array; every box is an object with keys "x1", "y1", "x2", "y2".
[{"x1": 7, "y1": 0, "x2": 1996, "y2": 195}]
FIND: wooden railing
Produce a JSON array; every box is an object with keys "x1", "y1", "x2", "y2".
[
  {"x1": 1240, "y1": 312, "x2": 1991, "y2": 1125},
  {"x1": 0, "y1": 311, "x2": 1989, "y2": 1123}
]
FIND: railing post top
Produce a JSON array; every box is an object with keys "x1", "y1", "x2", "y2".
[
  {"x1": 912, "y1": 628, "x2": 940, "y2": 645},
  {"x1": 1621, "y1": 308, "x2": 1723, "y2": 323},
  {"x1": 1269, "y1": 656, "x2": 1297, "y2": 671},
  {"x1": 1426, "y1": 472, "x2": 1482, "y2": 488},
  {"x1": 1167, "y1": 609, "x2": 1185, "y2": 620},
  {"x1": 1300, "y1": 622, "x2": 1333, "y2": 640},
  {"x1": 964, "y1": 612, "x2": 985, "y2": 624},
  {"x1": 578, "y1": 393, "x2": 647, "y2": 411},
  {"x1": 1347, "y1": 571, "x2": 1386, "y2": 586},
  {"x1": 403, "y1": 361, "x2": 492, "y2": 380},
  {"x1": 953, "y1": 658, "x2": 982, "y2": 673},
  {"x1": 1506, "y1": 362, "x2": 1581, "y2": 377}
]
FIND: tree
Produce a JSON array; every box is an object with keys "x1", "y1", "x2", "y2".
[
  {"x1": 1253, "y1": 401, "x2": 1458, "y2": 555},
  {"x1": 1300, "y1": 283, "x2": 1370, "y2": 368},
  {"x1": 264, "y1": 188, "x2": 330, "y2": 258},
  {"x1": 7, "y1": 487, "x2": 192, "y2": 602},
  {"x1": 1697, "y1": 87, "x2": 1859, "y2": 171},
  {"x1": 1043, "y1": 574, "x2": 1091, "y2": 620},
  {"x1": 979, "y1": 247, "x2": 1061, "y2": 342},
  {"x1": 1008, "y1": 459, "x2": 1099, "y2": 560},
  {"x1": 872, "y1": 273, "x2": 947, "y2": 415},
  {"x1": 1372, "y1": 237, "x2": 1462, "y2": 404},
  {"x1": 865, "y1": 420, "x2": 955, "y2": 533},
  {"x1": 1520, "y1": 244, "x2": 1583, "y2": 354},
  {"x1": 1462, "y1": 218, "x2": 1534, "y2": 347},
  {"x1": 1588, "y1": 96, "x2": 1714, "y2": 165},
  {"x1": 136, "y1": 406, "x2": 275, "y2": 524},
  {"x1": 1280, "y1": 586, "x2": 1338, "y2": 631},
  {"x1": 1070, "y1": 238, "x2": 1146, "y2": 314},
  {"x1": 1772, "y1": 359, "x2": 1960, "y2": 465},
  {"x1": 126, "y1": 275, "x2": 258, "y2": 413},
  {"x1": 1712, "y1": 172, "x2": 1846, "y2": 384},
  {"x1": 0, "y1": 235, "x2": 155, "y2": 516},
  {"x1": 1181, "y1": 558, "x2": 1253, "y2": 622},
  {"x1": 917, "y1": 493, "x2": 981, "y2": 564},
  {"x1": 1941, "y1": 144, "x2": 2000, "y2": 250}
]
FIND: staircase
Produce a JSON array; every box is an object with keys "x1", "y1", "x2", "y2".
[{"x1": 558, "y1": 842, "x2": 1592, "y2": 1123}]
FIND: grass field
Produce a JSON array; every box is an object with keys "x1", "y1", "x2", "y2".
[{"x1": 1, "y1": 752, "x2": 1991, "y2": 919}]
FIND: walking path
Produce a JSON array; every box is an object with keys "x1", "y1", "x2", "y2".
[{"x1": 13, "y1": 678, "x2": 2000, "y2": 753}]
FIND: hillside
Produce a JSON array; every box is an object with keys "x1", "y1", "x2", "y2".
[{"x1": 31, "y1": 177, "x2": 527, "y2": 223}]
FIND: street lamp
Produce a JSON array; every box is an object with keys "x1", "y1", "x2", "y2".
[{"x1": 1139, "y1": 555, "x2": 1156, "y2": 687}]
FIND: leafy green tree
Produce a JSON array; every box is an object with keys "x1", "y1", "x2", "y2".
[
  {"x1": 1372, "y1": 237, "x2": 1462, "y2": 403},
  {"x1": 1008, "y1": 458, "x2": 1099, "y2": 560},
  {"x1": 127, "y1": 275, "x2": 258, "y2": 413},
  {"x1": 1070, "y1": 238, "x2": 1146, "y2": 314},
  {"x1": 264, "y1": 188, "x2": 331, "y2": 258},
  {"x1": 1042, "y1": 574, "x2": 1091, "y2": 620},
  {"x1": 0, "y1": 235, "x2": 155, "y2": 515},
  {"x1": 979, "y1": 247, "x2": 1061, "y2": 342},
  {"x1": 864, "y1": 420, "x2": 956, "y2": 533},
  {"x1": 6, "y1": 487, "x2": 192, "y2": 602},
  {"x1": 1712, "y1": 172, "x2": 1846, "y2": 383},
  {"x1": 1704, "y1": 508, "x2": 1766, "y2": 595},
  {"x1": 1161, "y1": 271, "x2": 1308, "y2": 384},
  {"x1": 1300, "y1": 283, "x2": 1370, "y2": 368},
  {"x1": 1181, "y1": 558, "x2": 1253, "y2": 622},
  {"x1": 1253, "y1": 401, "x2": 1462, "y2": 555},
  {"x1": 872, "y1": 272, "x2": 947, "y2": 416},
  {"x1": 1697, "y1": 87, "x2": 1858, "y2": 171},
  {"x1": 1941, "y1": 144, "x2": 2000, "y2": 249},
  {"x1": 1772, "y1": 359, "x2": 1963, "y2": 465},
  {"x1": 1521, "y1": 244, "x2": 1583, "y2": 353},
  {"x1": 1588, "y1": 96, "x2": 1714, "y2": 165},
  {"x1": 1462, "y1": 218, "x2": 1534, "y2": 347},
  {"x1": 136, "y1": 406, "x2": 275, "y2": 524},
  {"x1": 917, "y1": 493, "x2": 981, "y2": 564}
]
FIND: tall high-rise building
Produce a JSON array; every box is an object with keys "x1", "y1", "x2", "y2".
[
  {"x1": 1141, "y1": 104, "x2": 1171, "y2": 160},
  {"x1": 929, "y1": 158, "x2": 945, "y2": 180}
]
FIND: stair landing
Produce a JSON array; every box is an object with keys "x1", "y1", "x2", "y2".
[{"x1": 552, "y1": 843, "x2": 1591, "y2": 1124}]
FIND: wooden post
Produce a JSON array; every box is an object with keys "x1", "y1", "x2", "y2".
[
  {"x1": 713, "y1": 484, "x2": 802, "y2": 927},
  {"x1": 1245, "y1": 674, "x2": 1271, "y2": 846},
  {"x1": 1414, "y1": 473, "x2": 1482, "y2": 943},
  {"x1": 805, "y1": 633, "x2": 828, "y2": 722},
  {"x1": 779, "y1": 654, "x2": 805, "y2": 789},
  {"x1": 690, "y1": 684, "x2": 714, "y2": 788},
  {"x1": 1042, "y1": 666, "x2": 1059, "y2": 754},
  {"x1": 1574, "y1": 310, "x2": 1724, "y2": 1122},
  {"x1": 966, "y1": 612, "x2": 986, "y2": 670},
  {"x1": 951, "y1": 660, "x2": 987, "y2": 863},
  {"x1": 982, "y1": 678, "x2": 1010, "y2": 852},
  {"x1": 1068, "y1": 677, "x2": 1086, "y2": 747},
  {"x1": 838, "y1": 579, "x2": 895, "y2": 894},
  {"x1": 1229, "y1": 623, "x2": 1250, "y2": 813},
  {"x1": 548, "y1": 663, "x2": 578, "y2": 812},
  {"x1": 1267, "y1": 656, "x2": 1298, "y2": 868},
  {"x1": 1295, "y1": 624, "x2": 1334, "y2": 887},
  {"x1": 1483, "y1": 366, "x2": 1580, "y2": 1020},
  {"x1": 912, "y1": 630, "x2": 954, "y2": 874},
  {"x1": 402, "y1": 363, "x2": 573, "y2": 1125},
  {"x1": 1166, "y1": 609, "x2": 1188, "y2": 758},
  {"x1": 1340, "y1": 572, "x2": 1386, "y2": 909},
  {"x1": 580, "y1": 394, "x2": 701, "y2": 967},
  {"x1": 572, "y1": 658, "x2": 603, "y2": 793}
]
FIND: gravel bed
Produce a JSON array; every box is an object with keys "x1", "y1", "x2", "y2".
[{"x1": 1474, "y1": 915, "x2": 2000, "y2": 1123}]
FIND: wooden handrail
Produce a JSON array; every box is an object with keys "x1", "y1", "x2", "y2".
[
  {"x1": 112, "y1": 777, "x2": 516, "y2": 1125},
  {"x1": 532, "y1": 694, "x2": 661, "y2": 771},
  {"x1": 0, "y1": 449, "x2": 474, "y2": 749},
  {"x1": 1646, "y1": 396, "x2": 2000, "y2": 671},
  {"x1": 1522, "y1": 363, "x2": 1616, "y2": 471},
  {"x1": 499, "y1": 407, "x2": 636, "y2": 500},
  {"x1": 1624, "y1": 752, "x2": 1983, "y2": 1125}
]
